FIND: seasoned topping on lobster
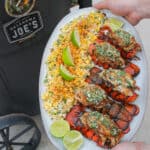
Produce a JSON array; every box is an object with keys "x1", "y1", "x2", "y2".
[
  {"x1": 114, "y1": 30, "x2": 134, "y2": 48},
  {"x1": 86, "y1": 67, "x2": 138, "y2": 103},
  {"x1": 66, "y1": 105, "x2": 123, "y2": 148},
  {"x1": 81, "y1": 111, "x2": 120, "y2": 136},
  {"x1": 89, "y1": 41, "x2": 125, "y2": 69},
  {"x1": 88, "y1": 31, "x2": 140, "y2": 75},
  {"x1": 75, "y1": 84, "x2": 139, "y2": 133},
  {"x1": 99, "y1": 69, "x2": 136, "y2": 97},
  {"x1": 76, "y1": 85, "x2": 107, "y2": 105},
  {"x1": 98, "y1": 26, "x2": 141, "y2": 59}
]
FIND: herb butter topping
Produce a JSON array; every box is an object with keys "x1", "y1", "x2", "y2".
[
  {"x1": 96, "y1": 42, "x2": 121, "y2": 60},
  {"x1": 99, "y1": 69, "x2": 136, "y2": 96},
  {"x1": 84, "y1": 86, "x2": 106, "y2": 104},
  {"x1": 115, "y1": 29, "x2": 132, "y2": 46},
  {"x1": 85, "y1": 111, "x2": 119, "y2": 136}
]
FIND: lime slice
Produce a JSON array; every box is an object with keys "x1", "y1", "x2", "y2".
[
  {"x1": 62, "y1": 47, "x2": 74, "y2": 66},
  {"x1": 105, "y1": 17, "x2": 124, "y2": 31},
  {"x1": 60, "y1": 64, "x2": 75, "y2": 81},
  {"x1": 50, "y1": 120, "x2": 70, "y2": 138},
  {"x1": 63, "y1": 130, "x2": 83, "y2": 150},
  {"x1": 71, "y1": 29, "x2": 81, "y2": 48}
]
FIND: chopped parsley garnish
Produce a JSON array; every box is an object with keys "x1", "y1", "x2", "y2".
[
  {"x1": 115, "y1": 30, "x2": 132, "y2": 45},
  {"x1": 88, "y1": 111, "x2": 102, "y2": 129},
  {"x1": 95, "y1": 43, "x2": 120, "y2": 61},
  {"x1": 110, "y1": 127, "x2": 119, "y2": 136},
  {"x1": 101, "y1": 117, "x2": 111, "y2": 128},
  {"x1": 117, "y1": 70, "x2": 126, "y2": 76},
  {"x1": 85, "y1": 87, "x2": 106, "y2": 104}
]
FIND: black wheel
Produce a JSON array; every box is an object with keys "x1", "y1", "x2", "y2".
[{"x1": 0, "y1": 114, "x2": 41, "y2": 150}]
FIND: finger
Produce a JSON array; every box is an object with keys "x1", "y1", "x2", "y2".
[
  {"x1": 112, "y1": 142, "x2": 145, "y2": 150},
  {"x1": 112, "y1": 142, "x2": 137, "y2": 150},
  {"x1": 125, "y1": 16, "x2": 140, "y2": 26},
  {"x1": 93, "y1": 1, "x2": 128, "y2": 16},
  {"x1": 93, "y1": 1, "x2": 110, "y2": 10},
  {"x1": 125, "y1": 13, "x2": 141, "y2": 26}
]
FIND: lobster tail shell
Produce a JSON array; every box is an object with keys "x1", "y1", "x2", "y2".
[
  {"x1": 65, "y1": 104, "x2": 123, "y2": 149},
  {"x1": 125, "y1": 62, "x2": 140, "y2": 76},
  {"x1": 115, "y1": 119, "x2": 130, "y2": 133},
  {"x1": 86, "y1": 67, "x2": 139, "y2": 103},
  {"x1": 65, "y1": 105, "x2": 85, "y2": 130},
  {"x1": 88, "y1": 42, "x2": 125, "y2": 69},
  {"x1": 98, "y1": 26, "x2": 141, "y2": 59},
  {"x1": 83, "y1": 76, "x2": 139, "y2": 133},
  {"x1": 125, "y1": 103, "x2": 140, "y2": 116}
]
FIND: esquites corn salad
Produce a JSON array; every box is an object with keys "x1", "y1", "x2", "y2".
[{"x1": 42, "y1": 12, "x2": 105, "y2": 119}]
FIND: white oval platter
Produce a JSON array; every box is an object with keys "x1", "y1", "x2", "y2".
[{"x1": 39, "y1": 7, "x2": 148, "y2": 150}]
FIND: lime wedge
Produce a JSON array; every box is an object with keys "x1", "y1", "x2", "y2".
[
  {"x1": 105, "y1": 17, "x2": 124, "y2": 31},
  {"x1": 62, "y1": 47, "x2": 74, "y2": 66},
  {"x1": 50, "y1": 120, "x2": 70, "y2": 138},
  {"x1": 71, "y1": 29, "x2": 81, "y2": 48},
  {"x1": 60, "y1": 64, "x2": 75, "y2": 81},
  {"x1": 63, "y1": 130, "x2": 83, "y2": 150}
]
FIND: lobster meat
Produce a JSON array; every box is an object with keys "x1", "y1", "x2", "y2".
[
  {"x1": 88, "y1": 41, "x2": 125, "y2": 69},
  {"x1": 88, "y1": 40, "x2": 140, "y2": 76},
  {"x1": 85, "y1": 67, "x2": 139, "y2": 103},
  {"x1": 75, "y1": 84, "x2": 139, "y2": 133},
  {"x1": 98, "y1": 26, "x2": 141, "y2": 59},
  {"x1": 66, "y1": 105, "x2": 123, "y2": 148}
]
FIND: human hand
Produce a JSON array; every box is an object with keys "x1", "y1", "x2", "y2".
[
  {"x1": 111, "y1": 142, "x2": 150, "y2": 150},
  {"x1": 94, "y1": 0, "x2": 150, "y2": 25}
]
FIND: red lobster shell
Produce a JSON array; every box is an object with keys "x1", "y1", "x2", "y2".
[
  {"x1": 98, "y1": 26, "x2": 141, "y2": 59},
  {"x1": 75, "y1": 84, "x2": 139, "y2": 133},
  {"x1": 85, "y1": 67, "x2": 139, "y2": 103},
  {"x1": 66, "y1": 105, "x2": 123, "y2": 149},
  {"x1": 88, "y1": 40, "x2": 140, "y2": 76}
]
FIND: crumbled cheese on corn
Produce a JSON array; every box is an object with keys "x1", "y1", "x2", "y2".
[{"x1": 42, "y1": 12, "x2": 105, "y2": 119}]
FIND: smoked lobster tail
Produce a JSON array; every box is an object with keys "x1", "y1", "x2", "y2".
[
  {"x1": 88, "y1": 64, "x2": 139, "y2": 79},
  {"x1": 88, "y1": 41, "x2": 125, "y2": 69},
  {"x1": 66, "y1": 105, "x2": 123, "y2": 149},
  {"x1": 111, "y1": 103, "x2": 139, "y2": 134},
  {"x1": 98, "y1": 26, "x2": 141, "y2": 59},
  {"x1": 88, "y1": 40, "x2": 140, "y2": 76},
  {"x1": 65, "y1": 105, "x2": 104, "y2": 147},
  {"x1": 75, "y1": 85, "x2": 139, "y2": 133},
  {"x1": 86, "y1": 67, "x2": 139, "y2": 103}
]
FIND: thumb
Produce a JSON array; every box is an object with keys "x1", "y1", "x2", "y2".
[
  {"x1": 111, "y1": 142, "x2": 145, "y2": 150},
  {"x1": 93, "y1": 1, "x2": 110, "y2": 10},
  {"x1": 125, "y1": 12, "x2": 142, "y2": 26}
]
